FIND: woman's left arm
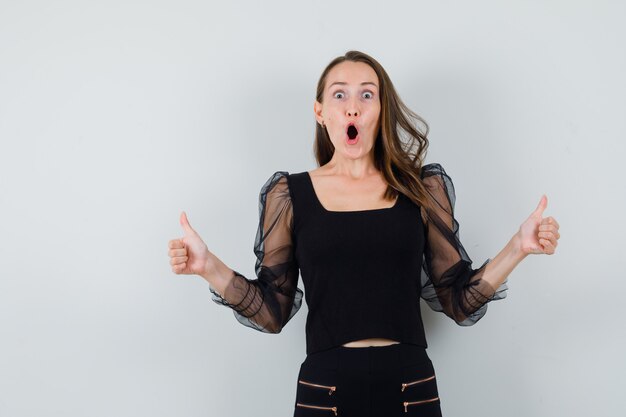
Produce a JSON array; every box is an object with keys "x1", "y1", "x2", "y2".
[
  {"x1": 420, "y1": 163, "x2": 561, "y2": 325},
  {"x1": 481, "y1": 195, "x2": 561, "y2": 291}
]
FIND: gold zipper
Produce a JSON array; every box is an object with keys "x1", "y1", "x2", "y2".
[
  {"x1": 400, "y1": 375, "x2": 435, "y2": 392},
  {"x1": 296, "y1": 402, "x2": 338, "y2": 415},
  {"x1": 403, "y1": 396, "x2": 439, "y2": 412},
  {"x1": 298, "y1": 379, "x2": 337, "y2": 395}
]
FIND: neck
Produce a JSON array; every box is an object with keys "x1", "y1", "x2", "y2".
[{"x1": 324, "y1": 153, "x2": 378, "y2": 180}]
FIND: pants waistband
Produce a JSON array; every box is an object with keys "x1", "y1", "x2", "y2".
[{"x1": 302, "y1": 343, "x2": 430, "y2": 372}]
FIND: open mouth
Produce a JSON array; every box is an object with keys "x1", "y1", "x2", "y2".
[{"x1": 347, "y1": 123, "x2": 358, "y2": 139}]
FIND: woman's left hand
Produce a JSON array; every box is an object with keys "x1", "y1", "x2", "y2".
[{"x1": 518, "y1": 195, "x2": 560, "y2": 255}]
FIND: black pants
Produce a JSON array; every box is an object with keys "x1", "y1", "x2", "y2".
[{"x1": 293, "y1": 343, "x2": 442, "y2": 417}]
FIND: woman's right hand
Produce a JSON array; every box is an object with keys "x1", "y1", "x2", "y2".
[{"x1": 168, "y1": 211, "x2": 213, "y2": 276}]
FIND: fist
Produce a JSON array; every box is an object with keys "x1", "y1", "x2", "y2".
[
  {"x1": 518, "y1": 195, "x2": 561, "y2": 255},
  {"x1": 168, "y1": 211, "x2": 211, "y2": 276}
]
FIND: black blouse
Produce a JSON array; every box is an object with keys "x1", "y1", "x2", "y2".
[{"x1": 209, "y1": 163, "x2": 508, "y2": 354}]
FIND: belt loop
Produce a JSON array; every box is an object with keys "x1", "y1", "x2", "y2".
[
  {"x1": 336, "y1": 345, "x2": 341, "y2": 370},
  {"x1": 399, "y1": 343, "x2": 408, "y2": 367}
]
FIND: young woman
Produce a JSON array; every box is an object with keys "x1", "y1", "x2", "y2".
[{"x1": 167, "y1": 50, "x2": 560, "y2": 417}]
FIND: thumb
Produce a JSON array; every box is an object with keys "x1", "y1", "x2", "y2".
[
  {"x1": 532, "y1": 194, "x2": 548, "y2": 217},
  {"x1": 180, "y1": 211, "x2": 197, "y2": 235}
]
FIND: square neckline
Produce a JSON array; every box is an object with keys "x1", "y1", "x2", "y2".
[{"x1": 304, "y1": 171, "x2": 400, "y2": 214}]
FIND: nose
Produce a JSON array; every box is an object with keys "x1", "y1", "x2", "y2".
[{"x1": 346, "y1": 99, "x2": 359, "y2": 118}]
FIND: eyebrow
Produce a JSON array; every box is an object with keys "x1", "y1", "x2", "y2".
[{"x1": 328, "y1": 81, "x2": 378, "y2": 89}]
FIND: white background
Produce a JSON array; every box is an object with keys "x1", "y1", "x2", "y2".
[{"x1": 1, "y1": 1, "x2": 624, "y2": 416}]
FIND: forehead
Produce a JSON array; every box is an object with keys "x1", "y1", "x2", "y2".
[{"x1": 326, "y1": 61, "x2": 379, "y2": 89}]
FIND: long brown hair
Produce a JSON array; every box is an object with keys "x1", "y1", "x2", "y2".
[{"x1": 313, "y1": 50, "x2": 436, "y2": 218}]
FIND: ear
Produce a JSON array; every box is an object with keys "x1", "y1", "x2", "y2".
[{"x1": 314, "y1": 100, "x2": 324, "y2": 126}]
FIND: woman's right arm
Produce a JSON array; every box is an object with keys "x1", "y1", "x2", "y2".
[{"x1": 168, "y1": 171, "x2": 304, "y2": 334}]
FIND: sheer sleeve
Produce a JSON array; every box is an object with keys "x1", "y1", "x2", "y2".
[
  {"x1": 419, "y1": 163, "x2": 508, "y2": 325},
  {"x1": 208, "y1": 171, "x2": 303, "y2": 333}
]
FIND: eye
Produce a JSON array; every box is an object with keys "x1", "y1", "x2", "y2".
[
  {"x1": 363, "y1": 91, "x2": 374, "y2": 99},
  {"x1": 333, "y1": 91, "x2": 344, "y2": 99}
]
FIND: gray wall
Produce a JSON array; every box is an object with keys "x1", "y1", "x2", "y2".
[{"x1": 1, "y1": 1, "x2": 623, "y2": 416}]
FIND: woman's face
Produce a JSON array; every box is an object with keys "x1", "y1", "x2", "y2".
[{"x1": 314, "y1": 61, "x2": 381, "y2": 161}]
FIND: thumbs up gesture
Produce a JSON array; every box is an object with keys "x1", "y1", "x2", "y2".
[
  {"x1": 168, "y1": 211, "x2": 212, "y2": 276},
  {"x1": 518, "y1": 195, "x2": 560, "y2": 255}
]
